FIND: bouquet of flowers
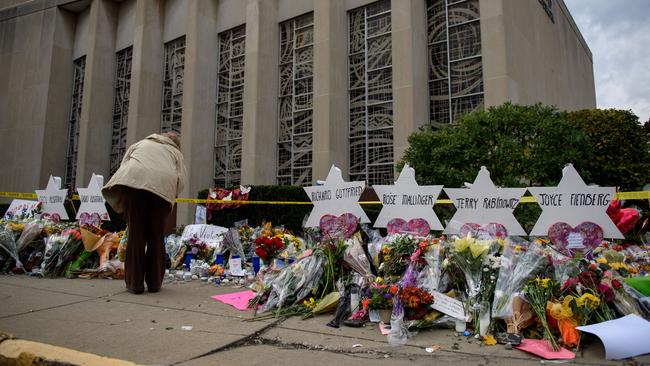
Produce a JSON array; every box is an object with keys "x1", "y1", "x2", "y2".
[
  {"x1": 362, "y1": 281, "x2": 398, "y2": 311},
  {"x1": 255, "y1": 235, "x2": 285, "y2": 264},
  {"x1": 41, "y1": 228, "x2": 83, "y2": 277},
  {"x1": 257, "y1": 254, "x2": 325, "y2": 313},
  {"x1": 524, "y1": 277, "x2": 560, "y2": 351},
  {"x1": 186, "y1": 234, "x2": 213, "y2": 262},
  {"x1": 492, "y1": 241, "x2": 548, "y2": 318},
  {"x1": 449, "y1": 233, "x2": 497, "y2": 333},
  {"x1": 0, "y1": 224, "x2": 21, "y2": 270},
  {"x1": 378, "y1": 235, "x2": 426, "y2": 278},
  {"x1": 400, "y1": 286, "x2": 434, "y2": 320}
]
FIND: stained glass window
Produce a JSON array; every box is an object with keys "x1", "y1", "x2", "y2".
[
  {"x1": 215, "y1": 25, "x2": 246, "y2": 188},
  {"x1": 277, "y1": 13, "x2": 314, "y2": 186},
  {"x1": 348, "y1": 0, "x2": 394, "y2": 185},
  {"x1": 427, "y1": 0, "x2": 484, "y2": 126},
  {"x1": 64, "y1": 56, "x2": 86, "y2": 189},
  {"x1": 161, "y1": 36, "x2": 185, "y2": 133},
  {"x1": 110, "y1": 46, "x2": 132, "y2": 176}
]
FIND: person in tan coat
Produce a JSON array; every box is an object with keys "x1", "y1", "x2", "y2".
[{"x1": 103, "y1": 132, "x2": 187, "y2": 294}]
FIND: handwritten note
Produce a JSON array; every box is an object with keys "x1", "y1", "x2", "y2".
[{"x1": 432, "y1": 291, "x2": 467, "y2": 321}]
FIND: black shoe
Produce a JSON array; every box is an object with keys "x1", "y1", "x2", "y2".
[
  {"x1": 127, "y1": 288, "x2": 144, "y2": 294},
  {"x1": 148, "y1": 287, "x2": 161, "y2": 293},
  {"x1": 343, "y1": 318, "x2": 366, "y2": 328}
]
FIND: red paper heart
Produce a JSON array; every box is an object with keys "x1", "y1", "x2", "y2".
[
  {"x1": 547, "y1": 222, "x2": 603, "y2": 257},
  {"x1": 387, "y1": 218, "x2": 431, "y2": 236},
  {"x1": 459, "y1": 223, "x2": 508, "y2": 240},
  {"x1": 319, "y1": 213, "x2": 359, "y2": 239}
]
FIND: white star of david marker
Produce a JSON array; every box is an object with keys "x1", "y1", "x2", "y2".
[
  {"x1": 35, "y1": 175, "x2": 69, "y2": 220},
  {"x1": 444, "y1": 166, "x2": 527, "y2": 235},
  {"x1": 528, "y1": 164, "x2": 623, "y2": 238},
  {"x1": 373, "y1": 164, "x2": 444, "y2": 230},
  {"x1": 303, "y1": 165, "x2": 369, "y2": 228},
  {"x1": 76, "y1": 173, "x2": 110, "y2": 221}
]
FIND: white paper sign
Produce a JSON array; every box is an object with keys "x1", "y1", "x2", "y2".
[
  {"x1": 3, "y1": 199, "x2": 41, "y2": 220},
  {"x1": 181, "y1": 224, "x2": 228, "y2": 245},
  {"x1": 303, "y1": 165, "x2": 370, "y2": 227},
  {"x1": 76, "y1": 173, "x2": 110, "y2": 221},
  {"x1": 444, "y1": 167, "x2": 527, "y2": 235},
  {"x1": 432, "y1": 291, "x2": 467, "y2": 321},
  {"x1": 577, "y1": 315, "x2": 650, "y2": 360},
  {"x1": 35, "y1": 175, "x2": 69, "y2": 220},
  {"x1": 528, "y1": 164, "x2": 623, "y2": 238},
  {"x1": 373, "y1": 164, "x2": 444, "y2": 230},
  {"x1": 228, "y1": 256, "x2": 245, "y2": 276},
  {"x1": 194, "y1": 205, "x2": 207, "y2": 224}
]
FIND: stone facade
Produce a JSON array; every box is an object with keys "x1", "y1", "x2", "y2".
[{"x1": 0, "y1": 0, "x2": 596, "y2": 223}]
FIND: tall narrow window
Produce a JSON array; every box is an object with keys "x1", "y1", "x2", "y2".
[
  {"x1": 277, "y1": 13, "x2": 314, "y2": 186},
  {"x1": 348, "y1": 0, "x2": 394, "y2": 185},
  {"x1": 110, "y1": 46, "x2": 133, "y2": 176},
  {"x1": 161, "y1": 36, "x2": 185, "y2": 133},
  {"x1": 214, "y1": 25, "x2": 246, "y2": 188},
  {"x1": 427, "y1": 0, "x2": 484, "y2": 126},
  {"x1": 64, "y1": 56, "x2": 86, "y2": 189}
]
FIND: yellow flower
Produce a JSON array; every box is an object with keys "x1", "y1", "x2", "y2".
[
  {"x1": 470, "y1": 240, "x2": 491, "y2": 258},
  {"x1": 303, "y1": 297, "x2": 317, "y2": 309},
  {"x1": 547, "y1": 296, "x2": 574, "y2": 320},
  {"x1": 453, "y1": 233, "x2": 475, "y2": 253},
  {"x1": 596, "y1": 257, "x2": 608, "y2": 264},
  {"x1": 375, "y1": 277, "x2": 384, "y2": 284},
  {"x1": 576, "y1": 293, "x2": 600, "y2": 309},
  {"x1": 483, "y1": 334, "x2": 497, "y2": 346}
]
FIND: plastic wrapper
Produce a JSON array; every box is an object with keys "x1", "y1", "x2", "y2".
[
  {"x1": 222, "y1": 228, "x2": 246, "y2": 262},
  {"x1": 16, "y1": 221, "x2": 44, "y2": 253},
  {"x1": 0, "y1": 228, "x2": 22, "y2": 269},
  {"x1": 417, "y1": 242, "x2": 443, "y2": 293},
  {"x1": 41, "y1": 229, "x2": 83, "y2": 277},
  {"x1": 388, "y1": 262, "x2": 419, "y2": 345},
  {"x1": 343, "y1": 236, "x2": 373, "y2": 279},
  {"x1": 302, "y1": 215, "x2": 322, "y2": 249},
  {"x1": 363, "y1": 226, "x2": 384, "y2": 269},
  {"x1": 406, "y1": 314, "x2": 456, "y2": 331},
  {"x1": 547, "y1": 246, "x2": 573, "y2": 284},
  {"x1": 312, "y1": 292, "x2": 340, "y2": 315},
  {"x1": 262, "y1": 254, "x2": 324, "y2": 312},
  {"x1": 492, "y1": 241, "x2": 547, "y2": 319},
  {"x1": 165, "y1": 234, "x2": 183, "y2": 259}
]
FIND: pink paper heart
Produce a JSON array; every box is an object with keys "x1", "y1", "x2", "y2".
[
  {"x1": 387, "y1": 218, "x2": 431, "y2": 236},
  {"x1": 547, "y1": 222, "x2": 603, "y2": 257},
  {"x1": 319, "y1": 213, "x2": 359, "y2": 239},
  {"x1": 459, "y1": 223, "x2": 508, "y2": 240}
]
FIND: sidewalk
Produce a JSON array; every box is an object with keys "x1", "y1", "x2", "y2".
[{"x1": 0, "y1": 275, "x2": 647, "y2": 366}]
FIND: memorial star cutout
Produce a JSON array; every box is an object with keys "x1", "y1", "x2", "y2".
[
  {"x1": 303, "y1": 165, "x2": 369, "y2": 228},
  {"x1": 35, "y1": 175, "x2": 69, "y2": 220},
  {"x1": 76, "y1": 173, "x2": 110, "y2": 221},
  {"x1": 373, "y1": 164, "x2": 444, "y2": 230},
  {"x1": 444, "y1": 166, "x2": 527, "y2": 236},
  {"x1": 528, "y1": 164, "x2": 623, "y2": 238}
]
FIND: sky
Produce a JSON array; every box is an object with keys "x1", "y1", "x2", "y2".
[{"x1": 564, "y1": 0, "x2": 650, "y2": 122}]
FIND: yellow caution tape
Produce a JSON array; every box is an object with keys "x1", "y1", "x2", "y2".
[{"x1": 1, "y1": 191, "x2": 649, "y2": 205}]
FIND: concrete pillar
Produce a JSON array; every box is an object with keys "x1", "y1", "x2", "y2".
[
  {"x1": 391, "y1": 0, "x2": 429, "y2": 167},
  {"x1": 479, "y1": 0, "x2": 510, "y2": 107},
  {"x1": 76, "y1": 0, "x2": 118, "y2": 185},
  {"x1": 39, "y1": 9, "x2": 76, "y2": 188},
  {"x1": 0, "y1": 6, "x2": 75, "y2": 196},
  {"x1": 240, "y1": 0, "x2": 279, "y2": 185},
  {"x1": 177, "y1": 0, "x2": 219, "y2": 224},
  {"x1": 126, "y1": 0, "x2": 163, "y2": 145},
  {"x1": 312, "y1": 0, "x2": 349, "y2": 181}
]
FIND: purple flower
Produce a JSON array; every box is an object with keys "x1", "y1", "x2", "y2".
[{"x1": 384, "y1": 293, "x2": 391, "y2": 299}]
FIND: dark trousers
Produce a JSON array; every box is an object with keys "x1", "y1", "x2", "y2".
[{"x1": 124, "y1": 188, "x2": 171, "y2": 292}]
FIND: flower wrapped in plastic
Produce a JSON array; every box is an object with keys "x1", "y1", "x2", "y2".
[
  {"x1": 41, "y1": 228, "x2": 83, "y2": 277},
  {"x1": 343, "y1": 234, "x2": 373, "y2": 280},
  {"x1": 16, "y1": 220, "x2": 44, "y2": 253},
  {"x1": 0, "y1": 225, "x2": 22, "y2": 270},
  {"x1": 255, "y1": 253, "x2": 325, "y2": 313},
  {"x1": 492, "y1": 241, "x2": 548, "y2": 319},
  {"x1": 417, "y1": 238, "x2": 444, "y2": 294}
]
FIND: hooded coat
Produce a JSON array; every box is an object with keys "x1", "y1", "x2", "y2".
[{"x1": 102, "y1": 134, "x2": 187, "y2": 213}]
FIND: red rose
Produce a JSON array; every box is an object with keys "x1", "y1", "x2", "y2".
[{"x1": 611, "y1": 279, "x2": 622, "y2": 289}]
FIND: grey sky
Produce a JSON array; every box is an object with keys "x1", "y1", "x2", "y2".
[{"x1": 564, "y1": 0, "x2": 650, "y2": 122}]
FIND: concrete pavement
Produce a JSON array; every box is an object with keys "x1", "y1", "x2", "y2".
[{"x1": 0, "y1": 275, "x2": 647, "y2": 366}]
